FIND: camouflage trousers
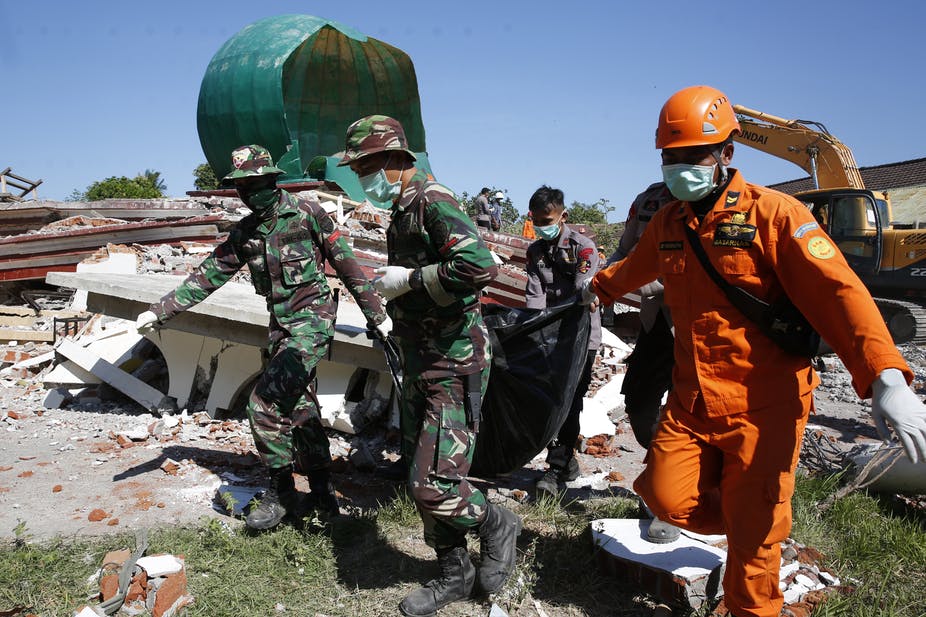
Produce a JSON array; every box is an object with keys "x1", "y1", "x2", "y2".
[
  {"x1": 401, "y1": 367, "x2": 490, "y2": 550},
  {"x1": 247, "y1": 332, "x2": 330, "y2": 473}
]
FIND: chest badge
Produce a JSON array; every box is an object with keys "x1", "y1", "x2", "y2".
[{"x1": 713, "y1": 212, "x2": 756, "y2": 248}]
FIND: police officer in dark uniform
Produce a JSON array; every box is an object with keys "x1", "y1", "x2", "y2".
[{"x1": 524, "y1": 185, "x2": 601, "y2": 498}]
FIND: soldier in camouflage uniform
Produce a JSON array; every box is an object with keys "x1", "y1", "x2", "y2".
[
  {"x1": 135, "y1": 145, "x2": 386, "y2": 531},
  {"x1": 339, "y1": 115, "x2": 522, "y2": 617}
]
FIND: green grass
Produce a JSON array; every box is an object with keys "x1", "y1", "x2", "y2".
[
  {"x1": 0, "y1": 480, "x2": 924, "y2": 616},
  {"x1": 790, "y1": 474, "x2": 926, "y2": 617}
]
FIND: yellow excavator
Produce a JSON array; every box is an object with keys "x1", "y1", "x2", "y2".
[{"x1": 733, "y1": 105, "x2": 926, "y2": 343}]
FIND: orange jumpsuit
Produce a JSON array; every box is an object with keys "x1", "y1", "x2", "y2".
[{"x1": 592, "y1": 170, "x2": 912, "y2": 617}]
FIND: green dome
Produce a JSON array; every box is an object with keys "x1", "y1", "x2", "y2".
[{"x1": 197, "y1": 14, "x2": 426, "y2": 185}]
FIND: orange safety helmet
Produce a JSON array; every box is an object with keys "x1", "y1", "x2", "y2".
[{"x1": 655, "y1": 85, "x2": 741, "y2": 149}]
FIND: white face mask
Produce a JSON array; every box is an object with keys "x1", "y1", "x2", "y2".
[{"x1": 661, "y1": 163, "x2": 717, "y2": 201}]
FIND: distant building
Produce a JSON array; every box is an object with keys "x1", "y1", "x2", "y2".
[{"x1": 770, "y1": 157, "x2": 926, "y2": 226}]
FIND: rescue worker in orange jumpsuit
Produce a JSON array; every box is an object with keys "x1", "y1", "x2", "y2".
[{"x1": 582, "y1": 85, "x2": 926, "y2": 617}]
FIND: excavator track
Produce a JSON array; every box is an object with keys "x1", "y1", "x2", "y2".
[{"x1": 873, "y1": 298, "x2": 926, "y2": 345}]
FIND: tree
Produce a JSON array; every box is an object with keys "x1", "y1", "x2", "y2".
[
  {"x1": 565, "y1": 198, "x2": 625, "y2": 256},
  {"x1": 141, "y1": 169, "x2": 167, "y2": 193},
  {"x1": 83, "y1": 172, "x2": 165, "y2": 201},
  {"x1": 567, "y1": 198, "x2": 613, "y2": 225},
  {"x1": 458, "y1": 188, "x2": 521, "y2": 234},
  {"x1": 193, "y1": 163, "x2": 219, "y2": 191}
]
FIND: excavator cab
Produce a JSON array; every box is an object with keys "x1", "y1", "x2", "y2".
[{"x1": 799, "y1": 189, "x2": 883, "y2": 276}]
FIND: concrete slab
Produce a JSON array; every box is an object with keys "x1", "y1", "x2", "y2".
[
  {"x1": 46, "y1": 271, "x2": 394, "y2": 422},
  {"x1": 72, "y1": 251, "x2": 138, "y2": 311},
  {"x1": 55, "y1": 339, "x2": 174, "y2": 415},
  {"x1": 45, "y1": 272, "x2": 387, "y2": 370},
  {"x1": 580, "y1": 395, "x2": 617, "y2": 437},
  {"x1": 591, "y1": 518, "x2": 726, "y2": 609}
]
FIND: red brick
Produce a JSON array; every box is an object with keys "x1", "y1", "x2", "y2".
[
  {"x1": 1, "y1": 350, "x2": 30, "y2": 364},
  {"x1": 102, "y1": 549, "x2": 131, "y2": 567},
  {"x1": 88, "y1": 508, "x2": 108, "y2": 522},
  {"x1": 125, "y1": 570, "x2": 148, "y2": 602},
  {"x1": 152, "y1": 569, "x2": 189, "y2": 617},
  {"x1": 99, "y1": 573, "x2": 119, "y2": 601}
]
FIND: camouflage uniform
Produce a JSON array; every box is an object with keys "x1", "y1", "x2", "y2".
[
  {"x1": 149, "y1": 148, "x2": 384, "y2": 474},
  {"x1": 340, "y1": 115, "x2": 499, "y2": 550},
  {"x1": 388, "y1": 168, "x2": 498, "y2": 548}
]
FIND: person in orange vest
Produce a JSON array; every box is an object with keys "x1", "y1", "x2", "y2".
[
  {"x1": 521, "y1": 216, "x2": 536, "y2": 239},
  {"x1": 582, "y1": 85, "x2": 926, "y2": 617}
]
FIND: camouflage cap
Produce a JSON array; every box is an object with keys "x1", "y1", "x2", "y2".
[
  {"x1": 337, "y1": 115, "x2": 417, "y2": 167},
  {"x1": 223, "y1": 145, "x2": 285, "y2": 180}
]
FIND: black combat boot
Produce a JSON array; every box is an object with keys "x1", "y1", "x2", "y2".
[
  {"x1": 561, "y1": 456, "x2": 580, "y2": 482},
  {"x1": 534, "y1": 470, "x2": 561, "y2": 499},
  {"x1": 476, "y1": 503, "x2": 522, "y2": 594},
  {"x1": 399, "y1": 546, "x2": 475, "y2": 617},
  {"x1": 245, "y1": 465, "x2": 298, "y2": 530},
  {"x1": 306, "y1": 469, "x2": 340, "y2": 514}
]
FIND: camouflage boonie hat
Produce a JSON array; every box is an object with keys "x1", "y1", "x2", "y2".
[
  {"x1": 337, "y1": 115, "x2": 417, "y2": 167},
  {"x1": 223, "y1": 145, "x2": 285, "y2": 180}
]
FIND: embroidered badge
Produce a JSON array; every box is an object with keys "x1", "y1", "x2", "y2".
[
  {"x1": 713, "y1": 222, "x2": 757, "y2": 247},
  {"x1": 724, "y1": 191, "x2": 741, "y2": 208},
  {"x1": 578, "y1": 259, "x2": 591, "y2": 274},
  {"x1": 730, "y1": 211, "x2": 747, "y2": 224},
  {"x1": 807, "y1": 236, "x2": 836, "y2": 259},
  {"x1": 793, "y1": 222, "x2": 820, "y2": 239},
  {"x1": 279, "y1": 229, "x2": 311, "y2": 245}
]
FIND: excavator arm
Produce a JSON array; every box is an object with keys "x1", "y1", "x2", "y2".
[{"x1": 732, "y1": 105, "x2": 865, "y2": 190}]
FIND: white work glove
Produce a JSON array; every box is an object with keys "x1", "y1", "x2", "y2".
[
  {"x1": 373, "y1": 315, "x2": 393, "y2": 340},
  {"x1": 870, "y1": 368, "x2": 926, "y2": 464},
  {"x1": 579, "y1": 277, "x2": 599, "y2": 306},
  {"x1": 135, "y1": 310, "x2": 160, "y2": 334},
  {"x1": 373, "y1": 266, "x2": 413, "y2": 301}
]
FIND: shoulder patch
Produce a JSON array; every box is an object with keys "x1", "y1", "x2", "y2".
[
  {"x1": 318, "y1": 212, "x2": 335, "y2": 234},
  {"x1": 578, "y1": 247, "x2": 594, "y2": 260},
  {"x1": 807, "y1": 236, "x2": 836, "y2": 259},
  {"x1": 793, "y1": 221, "x2": 819, "y2": 239}
]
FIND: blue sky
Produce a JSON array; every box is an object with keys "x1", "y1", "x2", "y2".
[{"x1": 3, "y1": 1, "x2": 924, "y2": 221}]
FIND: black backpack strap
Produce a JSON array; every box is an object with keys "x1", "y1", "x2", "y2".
[{"x1": 683, "y1": 225, "x2": 771, "y2": 325}]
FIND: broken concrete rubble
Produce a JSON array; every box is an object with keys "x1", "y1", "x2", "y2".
[{"x1": 593, "y1": 520, "x2": 846, "y2": 614}]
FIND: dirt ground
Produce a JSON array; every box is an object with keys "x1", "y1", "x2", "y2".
[
  {"x1": 1, "y1": 341, "x2": 923, "y2": 542},
  {"x1": 2, "y1": 196, "x2": 924, "y2": 545}
]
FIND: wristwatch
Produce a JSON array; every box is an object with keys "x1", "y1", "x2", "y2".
[{"x1": 408, "y1": 268, "x2": 424, "y2": 291}]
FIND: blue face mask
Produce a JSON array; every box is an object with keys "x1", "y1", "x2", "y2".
[
  {"x1": 661, "y1": 163, "x2": 717, "y2": 201},
  {"x1": 358, "y1": 169, "x2": 402, "y2": 207},
  {"x1": 535, "y1": 220, "x2": 562, "y2": 241}
]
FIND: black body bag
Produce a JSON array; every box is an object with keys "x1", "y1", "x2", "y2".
[{"x1": 471, "y1": 302, "x2": 591, "y2": 476}]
